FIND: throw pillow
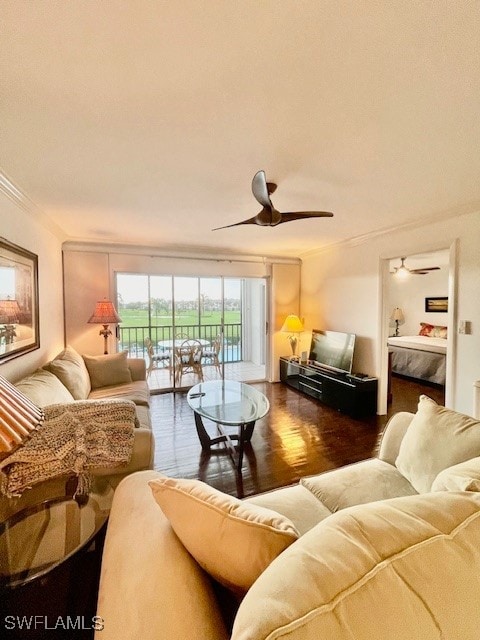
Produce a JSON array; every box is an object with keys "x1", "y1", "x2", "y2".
[
  {"x1": 82, "y1": 351, "x2": 132, "y2": 390},
  {"x1": 419, "y1": 322, "x2": 447, "y2": 338},
  {"x1": 15, "y1": 369, "x2": 75, "y2": 406},
  {"x1": 395, "y1": 395, "x2": 480, "y2": 493},
  {"x1": 432, "y1": 456, "x2": 480, "y2": 492},
  {"x1": 419, "y1": 322, "x2": 434, "y2": 336},
  {"x1": 149, "y1": 476, "x2": 299, "y2": 594},
  {"x1": 44, "y1": 346, "x2": 91, "y2": 400}
]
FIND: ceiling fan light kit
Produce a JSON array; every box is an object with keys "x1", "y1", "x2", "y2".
[
  {"x1": 213, "y1": 170, "x2": 334, "y2": 231},
  {"x1": 393, "y1": 257, "x2": 440, "y2": 278}
]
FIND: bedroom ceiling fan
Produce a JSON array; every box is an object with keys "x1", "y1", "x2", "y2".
[
  {"x1": 212, "y1": 170, "x2": 334, "y2": 230},
  {"x1": 393, "y1": 257, "x2": 440, "y2": 277}
]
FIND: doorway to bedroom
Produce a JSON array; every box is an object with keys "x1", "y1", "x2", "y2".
[{"x1": 381, "y1": 247, "x2": 453, "y2": 413}]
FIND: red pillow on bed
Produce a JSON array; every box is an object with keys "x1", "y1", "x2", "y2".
[{"x1": 419, "y1": 323, "x2": 447, "y2": 338}]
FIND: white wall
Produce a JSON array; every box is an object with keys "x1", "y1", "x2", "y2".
[
  {"x1": 301, "y1": 211, "x2": 480, "y2": 416},
  {"x1": 0, "y1": 191, "x2": 65, "y2": 382},
  {"x1": 270, "y1": 262, "x2": 301, "y2": 381}
]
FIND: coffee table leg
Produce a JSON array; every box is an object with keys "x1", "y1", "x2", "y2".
[
  {"x1": 194, "y1": 411, "x2": 213, "y2": 450},
  {"x1": 195, "y1": 411, "x2": 256, "y2": 472},
  {"x1": 243, "y1": 421, "x2": 255, "y2": 443},
  {"x1": 237, "y1": 421, "x2": 255, "y2": 471}
]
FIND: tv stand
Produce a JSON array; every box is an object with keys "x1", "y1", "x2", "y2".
[{"x1": 279, "y1": 357, "x2": 377, "y2": 417}]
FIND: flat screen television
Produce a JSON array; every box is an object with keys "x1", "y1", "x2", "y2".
[{"x1": 309, "y1": 329, "x2": 356, "y2": 375}]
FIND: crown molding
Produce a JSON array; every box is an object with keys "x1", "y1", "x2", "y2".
[
  {"x1": 62, "y1": 240, "x2": 301, "y2": 265},
  {"x1": 298, "y1": 200, "x2": 480, "y2": 260},
  {"x1": 0, "y1": 168, "x2": 66, "y2": 240}
]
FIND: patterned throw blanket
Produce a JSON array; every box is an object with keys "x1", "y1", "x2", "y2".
[{"x1": 0, "y1": 400, "x2": 137, "y2": 498}]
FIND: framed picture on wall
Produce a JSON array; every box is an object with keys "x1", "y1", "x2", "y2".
[
  {"x1": 0, "y1": 238, "x2": 39, "y2": 362},
  {"x1": 425, "y1": 296, "x2": 448, "y2": 313}
]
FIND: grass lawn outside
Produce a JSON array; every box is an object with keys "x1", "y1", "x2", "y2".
[{"x1": 119, "y1": 309, "x2": 241, "y2": 328}]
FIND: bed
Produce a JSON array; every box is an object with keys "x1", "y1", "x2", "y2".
[{"x1": 387, "y1": 334, "x2": 447, "y2": 385}]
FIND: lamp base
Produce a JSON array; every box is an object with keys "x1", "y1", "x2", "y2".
[
  {"x1": 288, "y1": 335, "x2": 298, "y2": 357},
  {"x1": 99, "y1": 325, "x2": 112, "y2": 355}
]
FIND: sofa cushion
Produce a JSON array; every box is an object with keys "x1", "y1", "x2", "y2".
[
  {"x1": 301, "y1": 458, "x2": 418, "y2": 512},
  {"x1": 231, "y1": 491, "x2": 480, "y2": 640},
  {"x1": 432, "y1": 456, "x2": 480, "y2": 492},
  {"x1": 246, "y1": 484, "x2": 332, "y2": 535},
  {"x1": 44, "y1": 346, "x2": 91, "y2": 400},
  {"x1": 131, "y1": 404, "x2": 151, "y2": 430},
  {"x1": 83, "y1": 352, "x2": 132, "y2": 390},
  {"x1": 395, "y1": 395, "x2": 480, "y2": 493},
  {"x1": 88, "y1": 380, "x2": 150, "y2": 407},
  {"x1": 15, "y1": 369, "x2": 74, "y2": 406},
  {"x1": 149, "y1": 476, "x2": 299, "y2": 594}
]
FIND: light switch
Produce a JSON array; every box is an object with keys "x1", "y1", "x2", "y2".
[{"x1": 458, "y1": 321, "x2": 471, "y2": 335}]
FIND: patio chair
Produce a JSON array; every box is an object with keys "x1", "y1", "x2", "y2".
[
  {"x1": 145, "y1": 337, "x2": 171, "y2": 379},
  {"x1": 174, "y1": 339, "x2": 204, "y2": 386},
  {"x1": 202, "y1": 334, "x2": 222, "y2": 374}
]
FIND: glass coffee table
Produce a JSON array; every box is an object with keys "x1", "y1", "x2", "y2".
[{"x1": 187, "y1": 380, "x2": 270, "y2": 471}]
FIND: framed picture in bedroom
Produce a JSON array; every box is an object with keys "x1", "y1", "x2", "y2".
[
  {"x1": 0, "y1": 238, "x2": 39, "y2": 362},
  {"x1": 425, "y1": 296, "x2": 448, "y2": 313}
]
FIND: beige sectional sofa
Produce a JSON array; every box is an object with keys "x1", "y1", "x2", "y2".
[
  {"x1": 1, "y1": 346, "x2": 153, "y2": 517},
  {"x1": 96, "y1": 395, "x2": 480, "y2": 640}
]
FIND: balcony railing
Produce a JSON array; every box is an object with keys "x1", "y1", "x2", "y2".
[{"x1": 119, "y1": 323, "x2": 242, "y2": 362}]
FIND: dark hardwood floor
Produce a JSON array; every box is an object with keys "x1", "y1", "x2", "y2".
[{"x1": 151, "y1": 374, "x2": 445, "y2": 498}]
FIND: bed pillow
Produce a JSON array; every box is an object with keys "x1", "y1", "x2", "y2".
[
  {"x1": 395, "y1": 395, "x2": 480, "y2": 493},
  {"x1": 419, "y1": 323, "x2": 447, "y2": 338},
  {"x1": 149, "y1": 476, "x2": 299, "y2": 594}
]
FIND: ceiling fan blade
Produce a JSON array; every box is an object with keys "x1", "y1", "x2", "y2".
[
  {"x1": 212, "y1": 208, "x2": 280, "y2": 230},
  {"x1": 410, "y1": 267, "x2": 440, "y2": 273},
  {"x1": 212, "y1": 216, "x2": 259, "y2": 231},
  {"x1": 279, "y1": 211, "x2": 334, "y2": 223},
  {"x1": 251, "y1": 170, "x2": 273, "y2": 209}
]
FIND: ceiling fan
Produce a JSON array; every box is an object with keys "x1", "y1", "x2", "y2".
[
  {"x1": 213, "y1": 170, "x2": 334, "y2": 230},
  {"x1": 393, "y1": 257, "x2": 440, "y2": 277}
]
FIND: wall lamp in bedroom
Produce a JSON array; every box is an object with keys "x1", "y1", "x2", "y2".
[
  {"x1": 88, "y1": 299, "x2": 122, "y2": 354},
  {"x1": 281, "y1": 314, "x2": 304, "y2": 359},
  {"x1": 390, "y1": 307, "x2": 405, "y2": 337}
]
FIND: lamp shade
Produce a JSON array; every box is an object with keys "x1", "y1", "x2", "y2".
[
  {"x1": 0, "y1": 375, "x2": 44, "y2": 458},
  {"x1": 281, "y1": 315, "x2": 304, "y2": 333},
  {"x1": 0, "y1": 298, "x2": 21, "y2": 324},
  {"x1": 88, "y1": 300, "x2": 122, "y2": 324},
  {"x1": 390, "y1": 307, "x2": 405, "y2": 324}
]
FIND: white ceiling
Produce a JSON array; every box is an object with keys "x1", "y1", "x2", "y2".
[{"x1": 1, "y1": 1, "x2": 480, "y2": 258}]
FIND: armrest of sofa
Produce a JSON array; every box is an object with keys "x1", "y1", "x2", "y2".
[
  {"x1": 377, "y1": 411, "x2": 414, "y2": 465},
  {"x1": 127, "y1": 358, "x2": 147, "y2": 381},
  {"x1": 96, "y1": 471, "x2": 228, "y2": 640}
]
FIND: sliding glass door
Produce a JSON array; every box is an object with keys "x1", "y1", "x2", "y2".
[{"x1": 116, "y1": 273, "x2": 267, "y2": 392}]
